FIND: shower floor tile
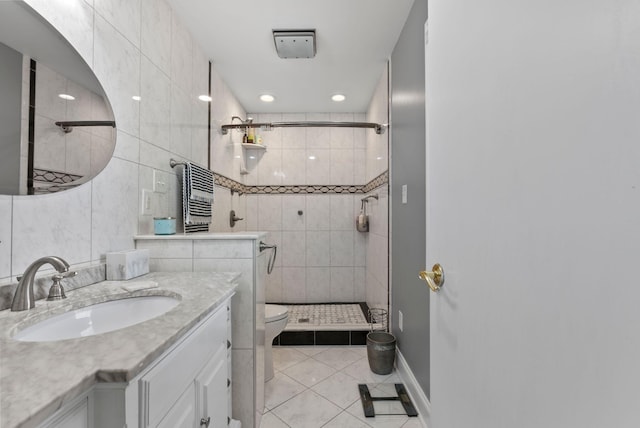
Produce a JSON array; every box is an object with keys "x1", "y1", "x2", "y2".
[
  {"x1": 287, "y1": 304, "x2": 367, "y2": 326},
  {"x1": 284, "y1": 303, "x2": 383, "y2": 331},
  {"x1": 274, "y1": 303, "x2": 385, "y2": 345}
]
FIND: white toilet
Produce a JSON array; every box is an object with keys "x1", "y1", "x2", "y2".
[{"x1": 265, "y1": 304, "x2": 289, "y2": 382}]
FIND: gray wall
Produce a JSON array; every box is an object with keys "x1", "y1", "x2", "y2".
[
  {"x1": 390, "y1": 0, "x2": 429, "y2": 397},
  {"x1": 0, "y1": 42, "x2": 22, "y2": 195}
]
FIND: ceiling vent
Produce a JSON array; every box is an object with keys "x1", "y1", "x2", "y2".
[{"x1": 273, "y1": 30, "x2": 316, "y2": 59}]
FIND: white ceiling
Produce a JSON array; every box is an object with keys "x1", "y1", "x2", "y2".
[{"x1": 168, "y1": 0, "x2": 415, "y2": 113}]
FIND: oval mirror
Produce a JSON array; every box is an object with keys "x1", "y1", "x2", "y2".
[{"x1": 0, "y1": 1, "x2": 116, "y2": 195}]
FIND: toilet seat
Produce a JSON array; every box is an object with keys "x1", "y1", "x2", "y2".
[{"x1": 266, "y1": 304, "x2": 288, "y2": 323}]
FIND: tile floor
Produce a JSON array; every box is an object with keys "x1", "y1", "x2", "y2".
[{"x1": 261, "y1": 346, "x2": 425, "y2": 428}]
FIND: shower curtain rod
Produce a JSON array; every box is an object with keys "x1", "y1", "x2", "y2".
[{"x1": 221, "y1": 121, "x2": 386, "y2": 135}]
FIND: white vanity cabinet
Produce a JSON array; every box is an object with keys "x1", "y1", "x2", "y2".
[
  {"x1": 38, "y1": 299, "x2": 231, "y2": 428},
  {"x1": 136, "y1": 233, "x2": 267, "y2": 428},
  {"x1": 138, "y1": 300, "x2": 229, "y2": 427},
  {"x1": 40, "y1": 395, "x2": 91, "y2": 428}
]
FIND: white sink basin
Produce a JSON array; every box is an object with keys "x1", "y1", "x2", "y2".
[{"x1": 13, "y1": 296, "x2": 180, "y2": 342}]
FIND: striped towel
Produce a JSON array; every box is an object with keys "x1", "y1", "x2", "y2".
[{"x1": 182, "y1": 162, "x2": 214, "y2": 226}]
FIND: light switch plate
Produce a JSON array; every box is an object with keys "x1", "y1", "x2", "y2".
[
  {"x1": 402, "y1": 185, "x2": 407, "y2": 204},
  {"x1": 153, "y1": 170, "x2": 168, "y2": 193}
]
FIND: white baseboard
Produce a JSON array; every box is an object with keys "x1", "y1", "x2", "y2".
[{"x1": 396, "y1": 349, "x2": 431, "y2": 428}]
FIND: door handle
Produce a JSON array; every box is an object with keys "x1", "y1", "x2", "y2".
[{"x1": 419, "y1": 264, "x2": 445, "y2": 292}]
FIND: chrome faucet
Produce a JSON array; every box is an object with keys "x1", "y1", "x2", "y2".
[{"x1": 11, "y1": 256, "x2": 71, "y2": 312}]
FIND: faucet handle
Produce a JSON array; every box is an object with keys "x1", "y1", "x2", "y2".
[
  {"x1": 17, "y1": 270, "x2": 75, "y2": 282},
  {"x1": 46, "y1": 275, "x2": 68, "y2": 301},
  {"x1": 59, "y1": 270, "x2": 78, "y2": 279}
]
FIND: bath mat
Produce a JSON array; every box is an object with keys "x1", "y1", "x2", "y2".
[{"x1": 358, "y1": 383, "x2": 418, "y2": 418}]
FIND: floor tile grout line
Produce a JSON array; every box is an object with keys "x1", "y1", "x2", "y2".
[
  {"x1": 267, "y1": 346, "x2": 419, "y2": 428},
  {"x1": 263, "y1": 410, "x2": 293, "y2": 428},
  {"x1": 264, "y1": 372, "x2": 311, "y2": 412}
]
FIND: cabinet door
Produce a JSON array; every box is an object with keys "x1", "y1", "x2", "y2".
[
  {"x1": 196, "y1": 346, "x2": 228, "y2": 428},
  {"x1": 140, "y1": 303, "x2": 228, "y2": 427},
  {"x1": 156, "y1": 385, "x2": 196, "y2": 428},
  {"x1": 42, "y1": 397, "x2": 89, "y2": 428}
]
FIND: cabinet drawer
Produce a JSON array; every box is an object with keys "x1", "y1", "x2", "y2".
[{"x1": 140, "y1": 305, "x2": 227, "y2": 427}]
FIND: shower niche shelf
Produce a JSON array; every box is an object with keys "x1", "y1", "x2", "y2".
[
  {"x1": 241, "y1": 143, "x2": 266, "y2": 151},
  {"x1": 240, "y1": 143, "x2": 266, "y2": 175}
]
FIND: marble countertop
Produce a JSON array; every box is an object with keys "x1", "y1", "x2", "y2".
[{"x1": 0, "y1": 271, "x2": 238, "y2": 428}]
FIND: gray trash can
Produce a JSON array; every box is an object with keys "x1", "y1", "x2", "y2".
[{"x1": 366, "y1": 331, "x2": 396, "y2": 375}]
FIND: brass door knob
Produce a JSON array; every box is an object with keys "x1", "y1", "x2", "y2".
[{"x1": 419, "y1": 264, "x2": 445, "y2": 292}]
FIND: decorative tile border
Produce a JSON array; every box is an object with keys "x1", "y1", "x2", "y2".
[
  {"x1": 363, "y1": 170, "x2": 389, "y2": 194},
  {"x1": 33, "y1": 168, "x2": 82, "y2": 185},
  {"x1": 32, "y1": 168, "x2": 83, "y2": 194},
  {"x1": 213, "y1": 172, "x2": 246, "y2": 195},
  {"x1": 245, "y1": 184, "x2": 364, "y2": 195},
  {"x1": 213, "y1": 170, "x2": 388, "y2": 195}
]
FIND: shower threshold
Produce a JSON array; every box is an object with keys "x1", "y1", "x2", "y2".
[{"x1": 273, "y1": 302, "x2": 385, "y2": 346}]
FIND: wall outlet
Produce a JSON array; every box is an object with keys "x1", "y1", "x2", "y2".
[
  {"x1": 398, "y1": 310, "x2": 404, "y2": 332},
  {"x1": 141, "y1": 189, "x2": 152, "y2": 215}
]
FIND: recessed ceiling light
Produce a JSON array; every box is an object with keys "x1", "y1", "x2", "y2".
[
  {"x1": 132, "y1": 95, "x2": 141, "y2": 101},
  {"x1": 308, "y1": 155, "x2": 316, "y2": 160},
  {"x1": 260, "y1": 94, "x2": 275, "y2": 102},
  {"x1": 198, "y1": 95, "x2": 212, "y2": 102},
  {"x1": 58, "y1": 94, "x2": 75, "y2": 100},
  {"x1": 331, "y1": 94, "x2": 346, "y2": 102}
]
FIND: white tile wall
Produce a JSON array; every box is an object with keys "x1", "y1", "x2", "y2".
[
  {"x1": 306, "y1": 231, "x2": 331, "y2": 267},
  {"x1": 3, "y1": 0, "x2": 390, "y2": 315},
  {"x1": 0, "y1": 197, "x2": 12, "y2": 279},
  {"x1": 281, "y1": 113, "x2": 306, "y2": 149},
  {"x1": 26, "y1": 0, "x2": 95, "y2": 64},
  {"x1": 194, "y1": 240, "x2": 254, "y2": 259},
  {"x1": 1, "y1": 0, "x2": 242, "y2": 283},
  {"x1": 140, "y1": 57, "x2": 171, "y2": 150},
  {"x1": 245, "y1": 69, "x2": 390, "y2": 306},
  {"x1": 140, "y1": 0, "x2": 171, "y2": 75},
  {"x1": 282, "y1": 267, "x2": 306, "y2": 302},
  {"x1": 306, "y1": 267, "x2": 331, "y2": 303},
  {"x1": 112, "y1": 130, "x2": 139, "y2": 163},
  {"x1": 94, "y1": 14, "x2": 140, "y2": 137},
  {"x1": 367, "y1": 66, "x2": 390, "y2": 182},
  {"x1": 257, "y1": 195, "x2": 283, "y2": 231},
  {"x1": 94, "y1": 0, "x2": 141, "y2": 48},
  {"x1": 265, "y1": 267, "x2": 283, "y2": 302},
  {"x1": 12, "y1": 186, "x2": 92, "y2": 275},
  {"x1": 305, "y1": 149, "x2": 331, "y2": 185},
  {"x1": 330, "y1": 267, "x2": 355, "y2": 302},
  {"x1": 363, "y1": 69, "x2": 390, "y2": 311},
  {"x1": 281, "y1": 231, "x2": 306, "y2": 267},
  {"x1": 90, "y1": 157, "x2": 139, "y2": 260}
]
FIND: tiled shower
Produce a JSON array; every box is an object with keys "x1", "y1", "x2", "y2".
[{"x1": 215, "y1": 67, "x2": 390, "y2": 320}]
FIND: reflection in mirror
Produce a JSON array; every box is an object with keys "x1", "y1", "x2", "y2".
[{"x1": 0, "y1": 2, "x2": 116, "y2": 195}]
